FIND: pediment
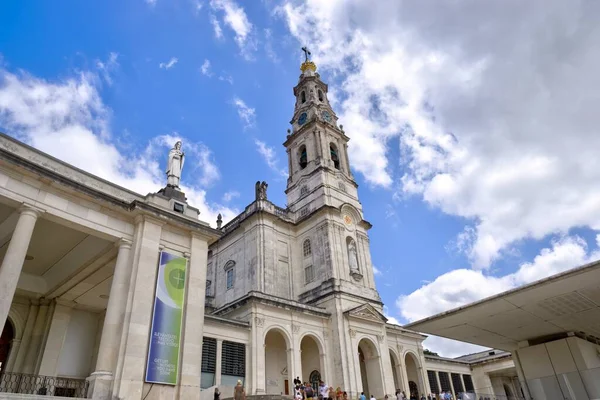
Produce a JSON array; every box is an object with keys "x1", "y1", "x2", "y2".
[{"x1": 345, "y1": 303, "x2": 387, "y2": 324}]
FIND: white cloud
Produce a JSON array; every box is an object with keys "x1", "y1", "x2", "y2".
[
  {"x1": 397, "y1": 235, "x2": 600, "y2": 356},
  {"x1": 264, "y1": 28, "x2": 279, "y2": 63},
  {"x1": 218, "y1": 73, "x2": 233, "y2": 85},
  {"x1": 372, "y1": 265, "x2": 382, "y2": 276},
  {"x1": 145, "y1": 0, "x2": 157, "y2": 6},
  {"x1": 222, "y1": 190, "x2": 240, "y2": 202},
  {"x1": 279, "y1": 0, "x2": 600, "y2": 269},
  {"x1": 200, "y1": 59, "x2": 213, "y2": 77},
  {"x1": 232, "y1": 97, "x2": 255, "y2": 129},
  {"x1": 193, "y1": 0, "x2": 203, "y2": 13},
  {"x1": 254, "y1": 139, "x2": 287, "y2": 177},
  {"x1": 0, "y1": 65, "x2": 236, "y2": 226},
  {"x1": 210, "y1": 0, "x2": 257, "y2": 58},
  {"x1": 210, "y1": 14, "x2": 224, "y2": 39},
  {"x1": 96, "y1": 52, "x2": 119, "y2": 86},
  {"x1": 159, "y1": 57, "x2": 178, "y2": 70}
]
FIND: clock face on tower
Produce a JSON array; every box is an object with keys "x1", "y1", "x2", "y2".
[
  {"x1": 322, "y1": 111, "x2": 331, "y2": 122},
  {"x1": 298, "y1": 112, "x2": 308, "y2": 125}
]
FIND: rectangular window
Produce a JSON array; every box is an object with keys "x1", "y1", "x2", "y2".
[
  {"x1": 201, "y1": 337, "x2": 217, "y2": 389},
  {"x1": 462, "y1": 375, "x2": 474, "y2": 392},
  {"x1": 305, "y1": 265, "x2": 314, "y2": 284},
  {"x1": 222, "y1": 341, "x2": 246, "y2": 377},
  {"x1": 427, "y1": 370, "x2": 439, "y2": 394},
  {"x1": 451, "y1": 373, "x2": 464, "y2": 393},
  {"x1": 205, "y1": 280, "x2": 212, "y2": 297},
  {"x1": 226, "y1": 269, "x2": 234, "y2": 289},
  {"x1": 438, "y1": 372, "x2": 451, "y2": 392}
]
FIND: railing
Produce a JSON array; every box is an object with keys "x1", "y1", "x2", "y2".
[{"x1": 0, "y1": 372, "x2": 88, "y2": 398}]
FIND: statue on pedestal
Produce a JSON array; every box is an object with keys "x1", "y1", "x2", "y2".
[{"x1": 167, "y1": 141, "x2": 185, "y2": 188}]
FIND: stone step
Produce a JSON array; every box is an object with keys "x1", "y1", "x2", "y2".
[{"x1": 222, "y1": 395, "x2": 295, "y2": 400}]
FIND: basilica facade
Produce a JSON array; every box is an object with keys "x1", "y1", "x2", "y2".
[
  {"x1": 201, "y1": 58, "x2": 430, "y2": 399},
  {"x1": 0, "y1": 58, "x2": 518, "y2": 400}
]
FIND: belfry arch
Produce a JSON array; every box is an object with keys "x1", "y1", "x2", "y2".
[
  {"x1": 389, "y1": 349, "x2": 402, "y2": 391},
  {"x1": 264, "y1": 328, "x2": 292, "y2": 395},
  {"x1": 300, "y1": 334, "x2": 324, "y2": 390},
  {"x1": 405, "y1": 352, "x2": 423, "y2": 399},
  {"x1": 357, "y1": 338, "x2": 384, "y2": 398}
]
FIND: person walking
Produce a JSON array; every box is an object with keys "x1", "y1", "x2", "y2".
[
  {"x1": 214, "y1": 388, "x2": 221, "y2": 400},
  {"x1": 233, "y1": 380, "x2": 246, "y2": 400},
  {"x1": 359, "y1": 392, "x2": 367, "y2": 400}
]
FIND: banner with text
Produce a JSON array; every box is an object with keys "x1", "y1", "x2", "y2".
[{"x1": 145, "y1": 251, "x2": 188, "y2": 385}]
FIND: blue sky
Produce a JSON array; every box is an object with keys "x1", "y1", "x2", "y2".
[{"x1": 1, "y1": 0, "x2": 599, "y2": 357}]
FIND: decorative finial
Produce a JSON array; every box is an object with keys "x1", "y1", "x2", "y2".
[
  {"x1": 216, "y1": 213, "x2": 223, "y2": 229},
  {"x1": 300, "y1": 46, "x2": 317, "y2": 73},
  {"x1": 301, "y1": 46, "x2": 311, "y2": 62}
]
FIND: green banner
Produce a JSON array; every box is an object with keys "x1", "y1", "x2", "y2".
[{"x1": 145, "y1": 251, "x2": 187, "y2": 385}]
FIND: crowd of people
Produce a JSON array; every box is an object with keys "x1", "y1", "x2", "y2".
[
  {"x1": 293, "y1": 377, "x2": 347, "y2": 400},
  {"x1": 213, "y1": 377, "x2": 462, "y2": 400},
  {"x1": 395, "y1": 390, "x2": 460, "y2": 400}
]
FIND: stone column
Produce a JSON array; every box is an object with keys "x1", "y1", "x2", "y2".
[
  {"x1": 89, "y1": 239, "x2": 132, "y2": 400},
  {"x1": 256, "y1": 342, "x2": 266, "y2": 394},
  {"x1": 11, "y1": 301, "x2": 38, "y2": 373},
  {"x1": 5, "y1": 339, "x2": 21, "y2": 372},
  {"x1": 287, "y1": 149, "x2": 293, "y2": 176},
  {"x1": 22, "y1": 299, "x2": 50, "y2": 374},
  {"x1": 343, "y1": 143, "x2": 351, "y2": 174},
  {"x1": 319, "y1": 353, "x2": 327, "y2": 383},
  {"x1": 215, "y1": 339, "x2": 223, "y2": 386},
  {"x1": 245, "y1": 343, "x2": 251, "y2": 392},
  {"x1": 448, "y1": 372, "x2": 456, "y2": 397},
  {"x1": 114, "y1": 217, "x2": 163, "y2": 400},
  {"x1": 0, "y1": 205, "x2": 42, "y2": 329},
  {"x1": 177, "y1": 234, "x2": 209, "y2": 399},
  {"x1": 314, "y1": 129, "x2": 322, "y2": 159}
]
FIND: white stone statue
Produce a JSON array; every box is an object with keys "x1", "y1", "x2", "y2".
[
  {"x1": 166, "y1": 141, "x2": 185, "y2": 188},
  {"x1": 348, "y1": 239, "x2": 360, "y2": 273}
]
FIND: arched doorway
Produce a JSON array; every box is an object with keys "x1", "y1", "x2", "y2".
[
  {"x1": 503, "y1": 384, "x2": 515, "y2": 400},
  {"x1": 0, "y1": 320, "x2": 15, "y2": 374},
  {"x1": 264, "y1": 329, "x2": 291, "y2": 395},
  {"x1": 389, "y1": 351, "x2": 401, "y2": 391},
  {"x1": 300, "y1": 335, "x2": 323, "y2": 390},
  {"x1": 357, "y1": 338, "x2": 384, "y2": 398},
  {"x1": 405, "y1": 353, "x2": 422, "y2": 399},
  {"x1": 309, "y1": 370, "x2": 321, "y2": 392}
]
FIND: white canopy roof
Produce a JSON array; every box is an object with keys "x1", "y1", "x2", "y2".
[{"x1": 404, "y1": 260, "x2": 600, "y2": 351}]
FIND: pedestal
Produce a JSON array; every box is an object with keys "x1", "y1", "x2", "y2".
[
  {"x1": 87, "y1": 372, "x2": 113, "y2": 400},
  {"x1": 157, "y1": 185, "x2": 187, "y2": 202}
]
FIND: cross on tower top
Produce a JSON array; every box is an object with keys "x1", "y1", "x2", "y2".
[{"x1": 301, "y1": 46, "x2": 311, "y2": 62}]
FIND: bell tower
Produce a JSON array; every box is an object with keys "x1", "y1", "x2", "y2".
[{"x1": 284, "y1": 49, "x2": 362, "y2": 217}]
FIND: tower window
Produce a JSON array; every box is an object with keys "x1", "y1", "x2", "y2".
[
  {"x1": 300, "y1": 185, "x2": 309, "y2": 197},
  {"x1": 299, "y1": 145, "x2": 308, "y2": 169},
  {"x1": 301, "y1": 91, "x2": 306, "y2": 103},
  {"x1": 330, "y1": 144, "x2": 340, "y2": 170},
  {"x1": 318, "y1": 90, "x2": 323, "y2": 102},
  {"x1": 305, "y1": 265, "x2": 314, "y2": 284},
  {"x1": 226, "y1": 269, "x2": 234, "y2": 289},
  {"x1": 224, "y1": 260, "x2": 235, "y2": 290},
  {"x1": 303, "y1": 239, "x2": 312, "y2": 257}
]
